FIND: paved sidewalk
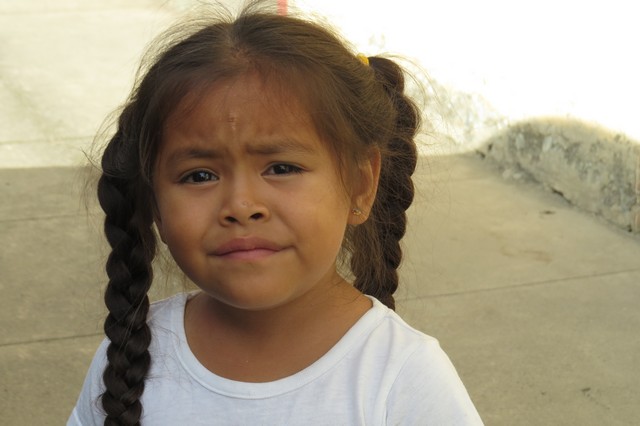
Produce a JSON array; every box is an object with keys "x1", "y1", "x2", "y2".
[
  {"x1": 1, "y1": 2, "x2": 639, "y2": 425},
  {"x1": 403, "y1": 155, "x2": 640, "y2": 425}
]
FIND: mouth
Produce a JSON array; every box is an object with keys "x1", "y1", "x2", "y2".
[{"x1": 212, "y1": 237, "x2": 283, "y2": 260}]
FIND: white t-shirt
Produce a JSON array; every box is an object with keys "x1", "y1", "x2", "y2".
[{"x1": 69, "y1": 293, "x2": 482, "y2": 425}]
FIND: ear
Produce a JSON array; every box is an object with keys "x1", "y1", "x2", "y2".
[{"x1": 348, "y1": 148, "x2": 381, "y2": 225}]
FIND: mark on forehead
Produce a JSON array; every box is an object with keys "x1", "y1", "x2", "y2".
[{"x1": 227, "y1": 113, "x2": 238, "y2": 130}]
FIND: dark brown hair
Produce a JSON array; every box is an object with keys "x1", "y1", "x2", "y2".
[{"x1": 96, "y1": 4, "x2": 419, "y2": 425}]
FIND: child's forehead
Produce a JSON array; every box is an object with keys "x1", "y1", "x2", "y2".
[
  {"x1": 171, "y1": 73, "x2": 310, "y2": 124},
  {"x1": 160, "y1": 73, "x2": 330, "y2": 152}
]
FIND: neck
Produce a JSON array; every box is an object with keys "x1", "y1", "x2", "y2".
[
  {"x1": 198, "y1": 274, "x2": 363, "y2": 337},
  {"x1": 183, "y1": 276, "x2": 372, "y2": 382}
]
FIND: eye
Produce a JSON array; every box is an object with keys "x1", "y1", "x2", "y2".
[
  {"x1": 265, "y1": 164, "x2": 303, "y2": 175},
  {"x1": 181, "y1": 170, "x2": 218, "y2": 183}
]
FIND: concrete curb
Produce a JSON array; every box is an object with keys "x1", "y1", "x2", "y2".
[{"x1": 476, "y1": 117, "x2": 640, "y2": 233}]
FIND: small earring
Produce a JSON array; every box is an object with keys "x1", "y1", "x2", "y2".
[{"x1": 352, "y1": 208, "x2": 363, "y2": 216}]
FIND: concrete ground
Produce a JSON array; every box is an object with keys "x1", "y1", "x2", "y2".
[{"x1": 1, "y1": 2, "x2": 639, "y2": 425}]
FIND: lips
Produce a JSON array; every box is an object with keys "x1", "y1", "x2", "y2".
[{"x1": 212, "y1": 237, "x2": 283, "y2": 260}]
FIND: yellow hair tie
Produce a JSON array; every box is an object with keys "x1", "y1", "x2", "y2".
[{"x1": 357, "y1": 53, "x2": 369, "y2": 66}]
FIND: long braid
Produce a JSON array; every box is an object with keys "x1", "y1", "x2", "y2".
[
  {"x1": 351, "y1": 57, "x2": 419, "y2": 310},
  {"x1": 97, "y1": 111, "x2": 157, "y2": 425}
]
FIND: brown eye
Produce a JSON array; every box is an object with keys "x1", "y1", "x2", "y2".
[
  {"x1": 266, "y1": 164, "x2": 303, "y2": 175},
  {"x1": 182, "y1": 170, "x2": 217, "y2": 183}
]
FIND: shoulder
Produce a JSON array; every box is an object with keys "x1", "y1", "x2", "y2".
[
  {"x1": 366, "y1": 299, "x2": 484, "y2": 425},
  {"x1": 386, "y1": 339, "x2": 483, "y2": 424},
  {"x1": 363, "y1": 298, "x2": 443, "y2": 362}
]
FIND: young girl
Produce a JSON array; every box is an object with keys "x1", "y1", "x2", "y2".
[{"x1": 69, "y1": 4, "x2": 482, "y2": 425}]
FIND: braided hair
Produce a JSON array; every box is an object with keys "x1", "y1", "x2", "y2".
[
  {"x1": 348, "y1": 57, "x2": 419, "y2": 310},
  {"x1": 95, "y1": 4, "x2": 420, "y2": 424}
]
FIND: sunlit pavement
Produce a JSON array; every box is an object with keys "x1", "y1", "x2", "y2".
[{"x1": 1, "y1": 2, "x2": 639, "y2": 425}]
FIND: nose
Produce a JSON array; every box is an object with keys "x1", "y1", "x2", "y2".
[{"x1": 219, "y1": 178, "x2": 269, "y2": 225}]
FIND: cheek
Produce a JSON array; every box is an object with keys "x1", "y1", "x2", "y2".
[
  {"x1": 301, "y1": 194, "x2": 350, "y2": 243},
  {"x1": 299, "y1": 188, "x2": 350, "y2": 219},
  {"x1": 155, "y1": 196, "x2": 198, "y2": 247}
]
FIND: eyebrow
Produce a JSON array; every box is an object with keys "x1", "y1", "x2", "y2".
[
  {"x1": 167, "y1": 139, "x2": 316, "y2": 164},
  {"x1": 169, "y1": 148, "x2": 221, "y2": 163}
]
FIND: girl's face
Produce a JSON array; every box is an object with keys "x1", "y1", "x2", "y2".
[{"x1": 153, "y1": 74, "x2": 375, "y2": 312}]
